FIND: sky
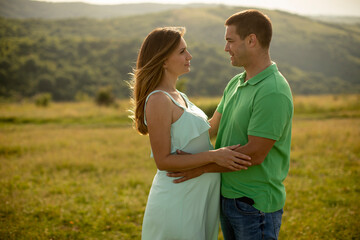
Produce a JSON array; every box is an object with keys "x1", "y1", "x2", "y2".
[{"x1": 35, "y1": 0, "x2": 360, "y2": 16}]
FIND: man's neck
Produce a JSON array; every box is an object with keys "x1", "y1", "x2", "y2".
[{"x1": 244, "y1": 52, "x2": 271, "y2": 82}]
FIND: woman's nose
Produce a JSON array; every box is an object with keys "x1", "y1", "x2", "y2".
[{"x1": 187, "y1": 51, "x2": 192, "y2": 60}]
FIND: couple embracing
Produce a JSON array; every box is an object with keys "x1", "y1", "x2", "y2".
[{"x1": 130, "y1": 9, "x2": 293, "y2": 240}]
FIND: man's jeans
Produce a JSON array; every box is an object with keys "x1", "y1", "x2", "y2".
[{"x1": 220, "y1": 196, "x2": 283, "y2": 240}]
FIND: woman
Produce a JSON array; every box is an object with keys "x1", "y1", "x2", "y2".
[{"x1": 130, "y1": 27, "x2": 251, "y2": 240}]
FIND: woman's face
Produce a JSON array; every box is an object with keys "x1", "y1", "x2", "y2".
[{"x1": 164, "y1": 37, "x2": 192, "y2": 77}]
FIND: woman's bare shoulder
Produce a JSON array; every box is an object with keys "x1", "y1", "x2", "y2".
[{"x1": 146, "y1": 91, "x2": 173, "y2": 117}]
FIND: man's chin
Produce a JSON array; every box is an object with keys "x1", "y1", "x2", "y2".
[{"x1": 230, "y1": 60, "x2": 240, "y2": 67}]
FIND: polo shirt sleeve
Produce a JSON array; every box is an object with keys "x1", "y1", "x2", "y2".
[
  {"x1": 248, "y1": 93, "x2": 293, "y2": 141},
  {"x1": 216, "y1": 95, "x2": 225, "y2": 114}
]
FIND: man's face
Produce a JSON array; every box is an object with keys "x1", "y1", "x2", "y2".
[{"x1": 224, "y1": 25, "x2": 247, "y2": 67}]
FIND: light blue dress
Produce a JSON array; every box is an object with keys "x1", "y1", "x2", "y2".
[{"x1": 141, "y1": 90, "x2": 220, "y2": 240}]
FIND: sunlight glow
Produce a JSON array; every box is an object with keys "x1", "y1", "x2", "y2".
[{"x1": 34, "y1": 0, "x2": 360, "y2": 16}]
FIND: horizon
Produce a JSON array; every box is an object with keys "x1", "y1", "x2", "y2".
[{"x1": 33, "y1": 0, "x2": 360, "y2": 17}]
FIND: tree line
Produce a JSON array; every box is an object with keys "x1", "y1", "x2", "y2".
[{"x1": 1, "y1": 6, "x2": 359, "y2": 101}]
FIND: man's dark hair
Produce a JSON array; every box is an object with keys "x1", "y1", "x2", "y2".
[{"x1": 225, "y1": 9, "x2": 272, "y2": 49}]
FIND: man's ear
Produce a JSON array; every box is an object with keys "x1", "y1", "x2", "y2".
[{"x1": 247, "y1": 34, "x2": 257, "y2": 47}]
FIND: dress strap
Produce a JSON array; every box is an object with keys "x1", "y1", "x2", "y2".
[{"x1": 144, "y1": 90, "x2": 185, "y2": 126}]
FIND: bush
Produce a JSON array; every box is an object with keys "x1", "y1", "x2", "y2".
[
  {"x1": 34, "y1": 93, "x2": 52, "y2": 107},
  {"x1": 75, "y1": 91, "x2": 90, "y2": 102},
  {"x1": 95, "y1": 86, "x2": 115, "y2": 106}
]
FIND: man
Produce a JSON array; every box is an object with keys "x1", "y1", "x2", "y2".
[{"x1": 168, "y1": 9, "x2": 293, "y2": 240}]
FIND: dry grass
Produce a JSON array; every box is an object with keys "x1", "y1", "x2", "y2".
[{"x1": 0, "y1": 95, "x2": 359, "y2": 239}]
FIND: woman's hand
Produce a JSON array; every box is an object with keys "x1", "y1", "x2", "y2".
[{"x1": 211, "y1": 145, "x2": 251, "y2": 171}]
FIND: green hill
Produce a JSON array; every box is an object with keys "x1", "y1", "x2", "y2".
[
  {"x1": 0, "y1": 0, "x2": 200, "y2": 19},
  {"x1": 1, "y1": 5, "x2": 359, "y2": 100}
]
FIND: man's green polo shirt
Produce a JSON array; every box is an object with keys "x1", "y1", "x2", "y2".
[{"x1": 216, "y1": 62, "x2": 293, "y2": 213}]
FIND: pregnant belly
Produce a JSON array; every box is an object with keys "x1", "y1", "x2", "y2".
[
  {"x1": 179, "y1": 131, "x2": 213, "y2": 154},
  {"x1": 151, "y1": 170, "x2": 220, "y2": 203}
]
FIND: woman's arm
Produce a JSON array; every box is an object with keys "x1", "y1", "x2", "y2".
[{"x1": 146, "y1": 93, "x2": 251, "y2": 172}]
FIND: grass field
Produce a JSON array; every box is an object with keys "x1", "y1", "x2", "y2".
[{"x1": 0, "y1": 95, "x2": 359, "y2": 239}]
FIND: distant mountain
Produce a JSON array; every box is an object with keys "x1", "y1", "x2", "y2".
[
  {"x1": 0, "y1": 0, "x2": 210, "y2": 19},
  {"x1": 309, "y1": 15, "x2": 360, "y2": 24},
  {"x1": 1, "y1": 5, "x2": 359, "y2": 100}
]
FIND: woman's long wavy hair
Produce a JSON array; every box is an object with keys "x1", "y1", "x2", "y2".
[{"x1": 130, "y1": 27, "x2": 185, "y2": 135}]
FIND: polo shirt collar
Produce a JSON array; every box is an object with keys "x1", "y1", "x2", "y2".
[{"x1": 237, "y1": 62, "x2": 278, "y2": 87}]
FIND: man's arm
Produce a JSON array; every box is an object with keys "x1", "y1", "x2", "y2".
[
  {"x1": 167, "y1": 135, "x2": 275, "y2": 183},
  {"x1": 167, "y1": 163, "x2": 231, "y2": 183},
  {"x1": 209, "y1": 110, "x2": 221, "y2": 138},
  {"x1": 235, "y1": 135, "x2": 275, "y2": 165}
]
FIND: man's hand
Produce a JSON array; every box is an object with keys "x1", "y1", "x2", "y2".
[
  {"x1": 166, "y1": 150, "x2": 203, "y2": 183},
  {"x1": 167, "y1": 167, "x2": 205, "y2": 183}
]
